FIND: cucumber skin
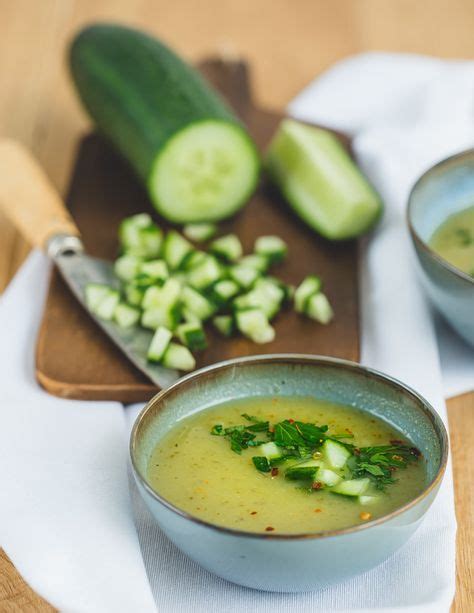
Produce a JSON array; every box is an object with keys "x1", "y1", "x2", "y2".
[{"x1": 69, "y1": 23, "x2": 259, "y2": 212}]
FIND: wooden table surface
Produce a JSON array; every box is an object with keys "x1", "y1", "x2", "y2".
[{"x1": 0, "y1": 1, "x2": 472, "y2": 610}]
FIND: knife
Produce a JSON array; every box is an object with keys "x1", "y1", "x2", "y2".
[{"x1": 0, "y1": 140, "x2": 179, "y2": 389}]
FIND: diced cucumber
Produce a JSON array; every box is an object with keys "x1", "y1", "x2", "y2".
[
  {"x1": 229, "y1": 264, "x2": 259, "y2": 289},
  {"x1": 236, "y1": 308, "x2": 275, "y2": 344},
  {"x1": 114, "y1": 254, "x2": 142, "y2": 281},
  {"x1": 212, "y1": 314, "x2": 234, "y2": 337},
  {"x1": 209, "y1": 234, "x2": 243, "y2": 262},
  {"x1": 331, "y1": 478, "x2": 370, "y2": 497},
  {"x1": 317, "y1": 468, "x2": 342, "y2": 487},
  {"x1": 147, "y1": 326, "x2": 172, "y2": 362},
  {"x1": 183, "y1": 222, "x2": 217, "y2": 243},
  {"x1": 182, "y1": 250, "x2": 207, "y2": 271},
  {"x1": 265, "y1": 119, "x2": 382, "y2": 240},
  {"x1": 180, "y1": 285, "x2": 215, "y2": 320},
  {"x1": 359, "y1": 495, "x2": 380, "y2": 506},
  {"x1": 285, "y1": 465, "x2": 319, "y2": 481},
  {"x1": 187, "y1": 255, "x2": 223, "y2": 290},
  {"x1": 254, "y1": 235, "x2": 287, "y2": 263},
  {"x1": 294, "y1": 275, "x2": 322, "y2": 313},
  {"x1": 260, "y1": 442, "x2": 282, "y2": 460},
  {"x1": 162, "y1": 342, "x2": 196, "y2": 371},
  {"x1": 306, "y1": 292, "x2": 334, "y2": 324},
  {"x1": 114, "y1": 303, "x2": 140, "y2": 328},
  {"x1": 119, "y1": 214, "x2": 163, "y2": 258},
  {"x1": 139, "y1": 259, "x2": 169, "y2": 283},
  {"x1": 254, "y1": 277, "x2": 286, "y2": 308},
  {"x1": 322, "y1": 440, "x2": 351, "y2": 469},
  {"x1": 142, "y1": 304, "x2": 181, "y2": 330},
  {"x1": 95, "y1": 289, "x2": 120, "y2": 320},
  {"x1": 239, "y1": 253, "x2": 269, "y2": 273},
  {"x1": 182, "y1": 308, "x2": 201, "y2": 324},
  {"x1": 176, "y1": 321, "x2": 207, "y2": 351},
  {"x1": 85, "y1": 283, "x2": 111, "y2": 311},
  {"x1": 142, "y1": 278, "x2": 181, "y2": 310},
  {"x1": 210, "y1": 279, "x2": 240, "y2": 305},
  {"x1": 124, "y1": 282, "x2": 145, "y2": 307},
  {"x1": 162, "y1": 230, "x2": 193, "y2": 270}
]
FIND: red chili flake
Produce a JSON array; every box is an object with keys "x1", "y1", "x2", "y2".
[
  {"x1": 265, "y1": 526, "x2": 275, "y2": 532},
  {"x1": 353, "y1": 448, "x2": 361, "y2": 456},
  {"x1": 410, "y1": 447, "x2": 421, "y2": 457},
  {"x1": 269, "y1": 427, "x2": 275, "y2": 433},
  {"x1": 392, "y1": 454, "x2": 403, "y2": 462},
  {"x1": 390, "y1": 439, "x2": 403, "y2": 446},
  {"x1": 314, "y1": 508, "x2": 322, "y2": 513},
  {"x1": 345, "y1": 428, "x2": 353, "y2": 434},
  {"x1": 288, "y1": 418, "x2": 295, "y2": 424},
  {"x1": 271, "y1": 467, "x2": 279, "y2": 477},
  {"x1": 311, "y1": 481, "x2": 323, "y2": 490},
  {"x1": 250, "y1": 511, "x2": 257, "y2": 515}
]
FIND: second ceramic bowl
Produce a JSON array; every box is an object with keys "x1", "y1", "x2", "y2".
[
  {"x1": 130, "y1": 354, "x2": 447, "y2": 592},
  {"x1": 407, "y1": 149, "x2": 474, "y2": 347}
]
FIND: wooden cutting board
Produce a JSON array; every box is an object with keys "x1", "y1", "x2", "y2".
[{"x1": 35, "y1": 58, "x2": 360, "y2": 403}]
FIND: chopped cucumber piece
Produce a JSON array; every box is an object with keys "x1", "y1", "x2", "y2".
[
  {"x1": 236, "y1": 308, "x2": 275, "y2": 344},
  {"x1": 294, "y1": 275, "x2": 322, "y2": 312},
  {"x1": 254, "y1": 235, "x2": 287, "y2": 263},
  {"x1": 119, "y1": 214, "x2": 163, "y2": 258},
  {"x1": 212, "y1": 314, "x2": 234, "y2": 337},
  {"x1": 124, "y1": 282, "x2": 145, "y2": 307},
  {"x1": 95, "y1": 289, "x2": 120, "y2": 320},
  {"x1": 260, "y1": 442, "x2": 282, "y2": 460},
  {"x1": 317, "y1": 468, "x2": 342, "y2": 487},
  {"x1": 233, "y1": 278, "x2": 284, "y2": 320},
  {"x1": 331, "y1": 478, "x2": 370, "y2": 497},
  {"x1": 139, "y1": 259, "x2": 169, "y2": 283},
  {"x1": 142, "y1": 304, "x2": 181, "y2": 330},
  {"x1": 182, "y1": 308, "x2": 201, "y2": 324},
  {"x1": 209, "y1": 234, "x2": 243, "y2": 262},
  {"x1": 359, "y1": 495, "x2": 380, "y2": 506},
  {"x1": 183, "y1": 222, "x2": 217, "y2": 243},
  {"x1": 182, "y1": 250, "x2": 207, "y2": 271},
  {"x1": 187, "y1": 255, "x2": 223, "y2": 290},
  {"x1": 114, "y1": 303, "x2": 140, "y2": 328},
  {"x1": 210, "y1": 279, "x2": 240, "y2": 305},
  {"x1": 85, "y1": 283, "x2": 111, "y2": 311},
  {"x1": 239, "y1": 253, "x2": 269, "y2": 273},
  {"x1": 180, "y1": 285, "x2": 215, "y2": 320},
  {"x1": 229, "y1": 264, "x2": 259, "y2": 289},
  {"x1": 142, "y1": 278, "x2": 181, "y2": 310},
  {"x1": 162, "y1": 230, "x2": 193, "y2": 270},
  {"x1": 162, "y1": 342, "x2": 196, "y2": 371},
  {"x1": 285, "y1": 466, "x2": 318, "y2": 481},
  {"x1": 147, "y1": 326, "x2": 172, "y2": 362},
  {"x1": 114, "y1": 254, "x2": 143, "y2": 281},
  {"x1": 322, "y1": 439, "x2": 351, "y2": 469},
  {"x1": 306, "y1": 292, "x2": 334, "y2": 324},
  {"x1": 176, "y1": 321, "x2": 207, "y2": 351},
  {"x1": 265, "y1": 119, "x2": 382, "y2": 240}
]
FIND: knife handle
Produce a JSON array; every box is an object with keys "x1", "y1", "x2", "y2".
[{"x1": 0, "y1": 139, "x2": 80, "y2": 252}]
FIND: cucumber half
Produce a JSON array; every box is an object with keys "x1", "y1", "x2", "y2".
[
  {"x1": 266, "y1": 119, "x2": 382, "y2": 240},
  {"x1": 149, "y1": 120, "x2": 259, "y2": 223}
]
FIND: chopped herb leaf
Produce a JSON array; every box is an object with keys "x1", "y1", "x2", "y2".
[{"x1": 252, "y1": 457, "x2": 271, "y2": 472}]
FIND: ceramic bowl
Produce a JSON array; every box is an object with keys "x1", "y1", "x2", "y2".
[
  {"x1": 407, "y1": 149, "x2": 474, "y2": 347},
  {"x1": 130, "y1": 354, "x2": 447, "y2": 592}
]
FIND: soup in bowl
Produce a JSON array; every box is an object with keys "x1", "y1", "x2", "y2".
[{"x1": 130, "y1": 355, "x2": 447, "y2": 592}]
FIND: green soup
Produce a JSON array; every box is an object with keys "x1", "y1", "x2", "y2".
[
  {"x1": 429, "y1": 205, "x2": 474, "y2": 276},
  {"x1": 147, "y1": 397, "x2": 427, "y2": 534}
]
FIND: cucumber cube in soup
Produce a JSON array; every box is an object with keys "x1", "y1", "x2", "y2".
[
  {"x1": 147, "y1": 326, "x2": 173, "y2": 362},
  {"x1": 331, "y1": 478, "x2": 370, "y2": 497},
  {"x1": 317, "y1": 468, "x2": 342, "y2": 487},
  {"x1": 322, "y1": 439, "x2": 351, "y2": 469},
  {"x1": 260, "y1": 442, "x2": 282, "y2": 460},
  {"x1": 359, "y1": 495, "x2": 380, "y2": 506}
]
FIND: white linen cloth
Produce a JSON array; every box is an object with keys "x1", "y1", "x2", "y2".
[{"x1": 1, "y1": 52, "x2": 472, "y2": 612}]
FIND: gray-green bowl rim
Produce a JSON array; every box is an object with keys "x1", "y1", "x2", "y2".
[
  {"x1": 130, "y1": 354, "x2": 448, "y2": 541},
  {"x1": 406, "y1": 147, "x2": 474, "y2": 286}
]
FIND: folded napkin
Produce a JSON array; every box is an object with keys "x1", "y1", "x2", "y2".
[{"x1": 1, "y1": 52, "x2": 470, "y2": 612}]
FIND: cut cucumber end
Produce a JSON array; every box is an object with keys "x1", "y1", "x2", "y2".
[{"x1": 149, "y1": 120, "x2": 260, "y2": 223}]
